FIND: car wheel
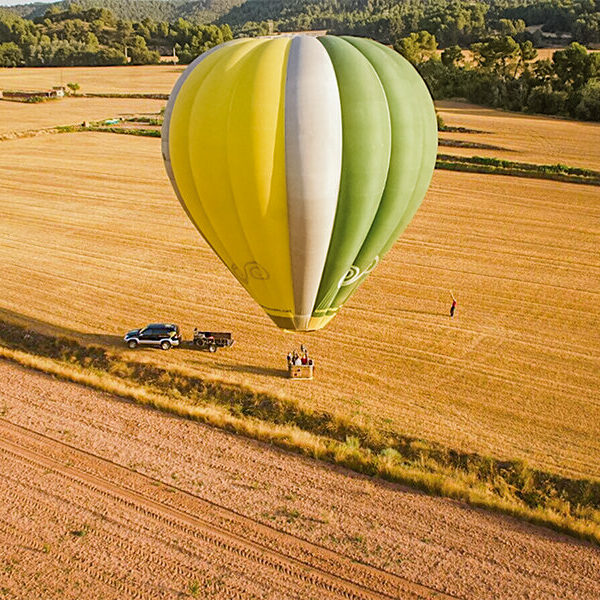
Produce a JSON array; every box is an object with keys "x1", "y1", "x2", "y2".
[
  {"x1": 161, "y1": 340, "x2": 171, "y2": 351},
  {"x1": 127, "y1": 340, "x2": 138, "y2": 349},
  {"x1": 208, "y1": 344, "x2": 217, "y2": 353}
]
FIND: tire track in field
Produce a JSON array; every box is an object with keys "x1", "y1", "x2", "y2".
[
  {"x1": 0, "y1": 418, "x2": 458, "y2": 600},
  {"x1": 0, "y1": 476, "x2": 251, "y2": 599},
  {"x1": 318, "y1": 322, "x2": 596, "y2": 399}
]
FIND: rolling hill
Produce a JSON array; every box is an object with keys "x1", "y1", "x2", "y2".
[{"x1": 3, "y1": 0, "x2": 248, "y2": 22}]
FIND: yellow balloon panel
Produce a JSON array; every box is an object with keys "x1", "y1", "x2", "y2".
[
  {"x1": 169, "y1": 37, "x2": 294, "y2": 317},
  {"x1": 226, "y1": 38, "x2": 294, "y2": 317},
  {"x1": 168, "y1": 39, "x2": 253, "y2": 274}
]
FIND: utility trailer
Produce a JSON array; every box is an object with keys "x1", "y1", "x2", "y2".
[{"x1": 193, "y1": 329, "x2": 234, "y2": 353}]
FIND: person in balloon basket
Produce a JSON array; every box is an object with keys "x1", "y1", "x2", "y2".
[
  {"x1": 287, "y1": 350, "x2": 301, "y2": 368},
  {"x1": 450, "y1": 291, "x2": 457, "y2": 318},
  {"x1": 300, "y1": 344, "x2": 309, "y2": 365}
]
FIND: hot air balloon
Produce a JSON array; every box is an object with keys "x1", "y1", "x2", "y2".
[{"x1": 162, "y1": 35, "x2": 437, "y2": 332}]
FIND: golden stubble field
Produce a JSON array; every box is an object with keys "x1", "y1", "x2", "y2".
[
  {"x1": 0, "y1": 64, "x2": 184, "y2": 95},
  {"x1": 437, "y1": 100, "x2": 600, "y2": 169},
  {"x1": 0, "y1": 97, "x2": 166, "y2": 135},
  {"x1": 1, "y1": 129, "x2": 599, "y2": 481},
  {"x1": 2, "y1": 361, "x2": 599, "y2": 600}
]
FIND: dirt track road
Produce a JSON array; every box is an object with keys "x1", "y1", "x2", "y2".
[{"x1": 1, "y1": 360, "x2": 599, "y2": 600}]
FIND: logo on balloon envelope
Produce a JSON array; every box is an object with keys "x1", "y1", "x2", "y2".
[
  {"x1": 232, "y1": 261, "x2": 270, "y2": 284},
  {"x1": 338, "y1": 256, "x2": 379, "y2": 288}
]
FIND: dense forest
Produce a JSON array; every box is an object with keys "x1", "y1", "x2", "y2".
[
  {"x1": 4, "y1": 0, "x2": 600, "y2": 45},
  {"x1": 0, "y1": 5, "x2": 233, "y2": 65},
  {"x1": 219, "y1": 0, "x2": 600, "y2": 45},
  {"x1": 0, "y1": 0, "x2": 599, "y2": 120}
]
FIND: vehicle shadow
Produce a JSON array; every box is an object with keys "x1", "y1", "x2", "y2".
[{"x1": 82, "y1": 333, "x2": 128, "y2": 347}]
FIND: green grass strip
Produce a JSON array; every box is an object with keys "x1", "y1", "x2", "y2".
[
  {"x1": 438, "y1": 139, "x2": 510, "y2": 151},
  {"x1": 73, "y1": 92, "x2": 169, "y2": 100},
  {"x1": 438, "y1": 124, "x2": 487, "y2": 134},
  {"x1": 88, "y1": 126, "x2": 161, "y2": 137}
]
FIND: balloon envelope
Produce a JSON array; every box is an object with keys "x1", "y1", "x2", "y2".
[{"x1": 162, "y1": 35, "x2": 437, "y2": 331}]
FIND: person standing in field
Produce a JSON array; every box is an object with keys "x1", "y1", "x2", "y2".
[{"x1": 450, "y1": 291, "x2": 457, "y2": 317}]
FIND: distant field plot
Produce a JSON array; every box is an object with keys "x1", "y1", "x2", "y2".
[
  {"x1": 0, "y1": 131, "x2": 598, "y2": 480},
  {"x1": 0, "y1": 97, "x2": 165, "y2": 135},
  {"x1": 435, "y1": 48, "x2": 600, "y2": 65},
  {"x1": 437, "y1": 100, "x2": 600, "y2": 170},
  {"x1": 0, "y1": 65, "x2": 182, "y2": 95}
]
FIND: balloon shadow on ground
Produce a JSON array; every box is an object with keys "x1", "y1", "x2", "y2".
[
  {"x1": 214, "y1": 362, "x2": 288, "y2": 379},
  {"x1": 0, "y1": 309, "x2": 289, "y2": 376},
  {"x1": 1, "y1": 309, "x2": 218, "y2": 352},
  {"x1": 82, "y1": 333, "x2": 129, "y2": 346}
]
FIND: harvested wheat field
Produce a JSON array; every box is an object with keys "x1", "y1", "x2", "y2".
[
  {"x1": 0, "y1": 65, "x2": 182, "y2": 95},
  {"x1": 1, "y1": 360, "x2": 599, "y2": 600},
  {"x1": 1, "y1": 131, "x2": 599, "y2": 481},
  {"x1": 437, "y1": 100, "x2": 600, "y2": 169},
  {"x1": 0, "y1": 97, "x2": 165, "y2": 136}
]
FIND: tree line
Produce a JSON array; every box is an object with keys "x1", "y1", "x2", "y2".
[
  {"x1": 3, "y1": 0, "x2": 243, "y2": 23},
  {"x1": 396, "y1": 31, "x2": 600, "y2": 120}
]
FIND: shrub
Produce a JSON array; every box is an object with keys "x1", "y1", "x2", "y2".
[
  {"x1": 0, "y1": 42, "x2": 23, "y2": 67},
  {"x1": 526, "y1": 85, "x2": 568, "y2": 114},
  {"x1": 575, "y1": 78, "x2": 600, "y2": 120}
]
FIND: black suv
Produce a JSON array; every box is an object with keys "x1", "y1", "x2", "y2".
[{"x1": 124, "y1": 323, "x2": 182, "y2": 350}]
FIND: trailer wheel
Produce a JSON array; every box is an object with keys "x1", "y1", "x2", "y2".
[
  {"x1": 208, "y1": 344, "x2": 217, "y2": 353},
  {"x1": 160, "y1": 340, "x2": 172, "y2": 351}
]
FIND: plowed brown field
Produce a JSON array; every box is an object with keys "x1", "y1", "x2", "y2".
[
  {"x1": 437, "y1": 100, "x2": 600, "y2": 169},
  {"x1": 1, "y1": 360, "x2": 599, "y2": 600},
  {"x1": 1, "y1": 132, "x2": 599, "y2": 480}
]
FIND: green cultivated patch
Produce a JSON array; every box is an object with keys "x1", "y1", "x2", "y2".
[
  {"x1": 438, "y1": 139, "x2": 509, "y2": 151},
  {"x1": 73, "y1": 92, "x2": 169, "y2": 100},
  {"x1": 89, "y1": 126, "x2": 161, "y2": 137},
  {"x1": 437, "y1": 154, "x2": 600, "y2": 185},
  {"x1": 0, "y1": 319, "x2": 599, "y2": 545}
]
